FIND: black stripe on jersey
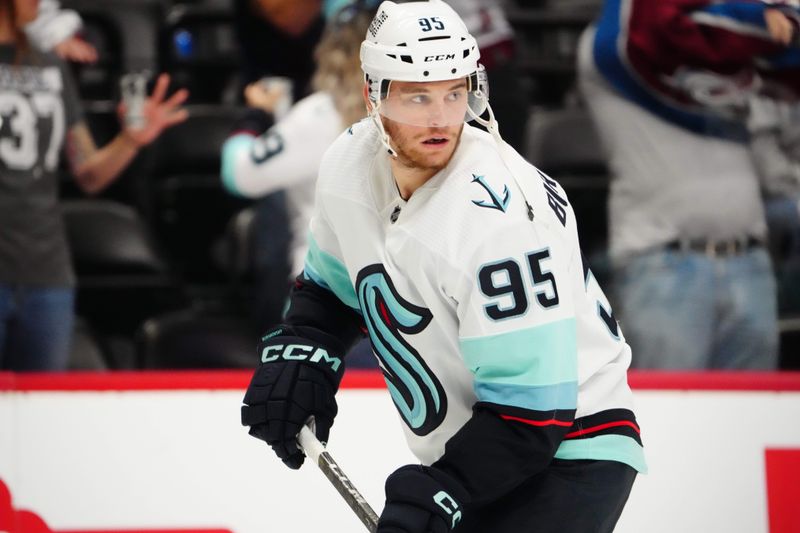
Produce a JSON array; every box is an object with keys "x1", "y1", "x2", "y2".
[
  {"x1": 563, "y1": 408, "x2": 642, "y2": 446},
  {"x1": 432, "y1": 402, "x2": 577, "y2": 506}
]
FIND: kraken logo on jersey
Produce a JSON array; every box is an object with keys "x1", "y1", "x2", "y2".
[
  {"x1": 471, "y1": 174, "x2": 510, "y2": 213},
  {"x1": 356, "y1": 264, "x2": 447, "y2": 436}
]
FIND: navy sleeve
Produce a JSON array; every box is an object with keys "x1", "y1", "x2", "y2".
[{"x1": 283, "y1": 275, "x2": 365, "y2": 354}]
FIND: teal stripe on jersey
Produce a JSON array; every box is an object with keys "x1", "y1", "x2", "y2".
[
  {"x1": 460, "y1": 318, "x2": 578, "y2": 386},
  {"x1": 475, "y1": 380, "x2": 577, "y2": 411},
  {"x1": 555, "y1": 435, "x2": 648, "y2": 474},
  {"x1": 304, "y1": 233, "x2": 359, "y2": 310},
  {"x1": 220, "y1": 133, "x2": 253, "y2": 197}
]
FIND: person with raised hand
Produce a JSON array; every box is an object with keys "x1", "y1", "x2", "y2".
[{"x1": 0, "y1": 0, "x2": 188, "y2": 371}]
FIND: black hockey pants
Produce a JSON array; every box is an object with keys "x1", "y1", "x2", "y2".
[{"x1": 457, "y1": 459, "x2": 637, "y2": 533}]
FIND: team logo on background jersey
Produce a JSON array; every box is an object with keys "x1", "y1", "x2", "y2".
[
  {"x1": 356, "y1": 264, "x2": 447, "y2": 436},
  {"x1": 471, "y1": 174, "x2": 510, "y2": 212}
]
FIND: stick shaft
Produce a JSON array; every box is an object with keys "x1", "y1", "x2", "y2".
[{"x1": 298, "y1": 425, "x2": 379, "y2": 532}]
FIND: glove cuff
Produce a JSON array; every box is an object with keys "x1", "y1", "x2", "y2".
[
  {"x1": 389, "y1": 465, "x2": 471, "y2": 504},
  {"x1": 234, "y1": 108, "x2": 273, "y2": 135}
]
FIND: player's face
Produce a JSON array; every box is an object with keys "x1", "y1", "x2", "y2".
[
  {"x1": 381, "y1": 78, "x2": 470, "y2": 127},
  {"x1": 380, "y1": 79, "x2": 467, "y2": 173},
  {"x1": 382, "y1": 116, "x2": 463, "y2": 174}
]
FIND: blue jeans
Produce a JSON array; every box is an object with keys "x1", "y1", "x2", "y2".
[
  {"x1": 0, "y1": 284, "x2": 75, "y2": 371},
  {"x1": 614, "y1": 248, "x2": 778, "y2": 370}
]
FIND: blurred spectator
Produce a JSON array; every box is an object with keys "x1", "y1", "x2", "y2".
[
  {"x1": 577, "y1": 0, "x2": 800, "y2": 370},
  {"x1": 234, "y1": 0, "x2": 324, "y2": 101},
  {"x1": 24, "y1": 0, "x2": 98, "y2": 64},
  {"x1": 0, "y1": 0, "x2": 188, "y2": 371},
  {"x1": 231, "y1": 0, "x2": 326, "y2": 330},
  {"x1": 222, "y1": 1, "x2": 377, "y2": 348},
  {"x1": 223, "y1": 2, "x2": 375, "y2": 278}
]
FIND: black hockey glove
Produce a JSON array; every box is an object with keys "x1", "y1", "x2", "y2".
[
  {"x1": 234, "y1": 107, "x2": 272, "y2": 135},
  {"x1": 241, "y1": 325, "x2": 345, "y2": 469},
  {"x1": 377, "y1": 465, "x2": 470, "y2": 533}
]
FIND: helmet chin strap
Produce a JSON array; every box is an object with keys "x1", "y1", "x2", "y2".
[
  {"x1": 468, "y1": 101, "x2": 538, "y2": 220},
  {"x1": 467, "y1": 99, "x2": 502, "y2": 145},
  {"x1": 369, "y1": 99, "x2": 398, "y2": 158}
]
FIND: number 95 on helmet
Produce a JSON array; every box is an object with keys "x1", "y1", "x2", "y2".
[{"x1": 360, "y1": 0, "x2": 491, "y2": 129}]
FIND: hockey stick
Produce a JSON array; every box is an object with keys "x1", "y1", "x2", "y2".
[{"x1": 297, "y1": 423, "x2": 380, "y2": 532}]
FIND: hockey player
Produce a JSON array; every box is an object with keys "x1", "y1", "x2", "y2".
[{"x1": 241, "y1": 1, "x2": 646, "y2": 531}]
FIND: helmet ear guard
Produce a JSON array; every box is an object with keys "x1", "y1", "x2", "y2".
[{"x1": 466, "y1": 66, "x2": 489, "y2": 118}]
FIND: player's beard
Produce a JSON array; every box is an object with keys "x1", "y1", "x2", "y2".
[{"x1": 382, "y1": 118, "x2": 463, "y2": 175}]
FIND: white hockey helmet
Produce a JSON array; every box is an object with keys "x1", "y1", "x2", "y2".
[{"x1": 360, "y1": 0, "x2": 495, "y2": 145}]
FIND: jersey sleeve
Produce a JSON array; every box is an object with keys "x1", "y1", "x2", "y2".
[
  {"x1": 220, "y1": 94, "x2": 341, "y2": 198},
  {"x1": 433, "y1": 220, "x2": 580, "y2": 505},
  {"x1": 24, "y1": 0, "x2": 83, "y2": 51},
  {"x1": 630, "y1": 1, "x2": 796, "y2": 67},
  {"x1": 283, "y1": 193, "x2": 365, "y2": 353}
]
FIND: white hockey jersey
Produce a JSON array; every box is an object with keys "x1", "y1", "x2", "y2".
[{"x1": 302, "y1": 118, "x2": 647, "y2": 475}]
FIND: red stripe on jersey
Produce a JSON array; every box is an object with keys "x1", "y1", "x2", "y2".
[
  {"x1": 378, "y1": 300, "x2": 391, "y2": 325},
  {"x1": 564, "y1": 420, "x2": 641, "y2": 439},
  {"x1": 500, "y1": 414, "x2": 573, "y2": 427}
]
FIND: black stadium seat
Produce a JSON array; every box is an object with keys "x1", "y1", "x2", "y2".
[
  {"x1": 68, "y1": 316, "x2": 109, "y2": 371},
  {"x1": 67, "y1": 11, "x2": 124, "y2": 101},
  {"x1": 779, "y1": 318, "x2": 800, "y2": 370},
  {"x1": 63, "y1": 199, "x2": 169, "y2": 278},
  {"x1": 160, "y1": 0, "x2": 241, "y2": 104},
  {"x1": 137, "y1": 308, "x2": 256, "y2": 369},
  {"x1": 147, "y1": 104, "x2": 252, "y2": 284},
  {"x1": 63, "y1": 199, "x2": 187, "y2": 368},
  {"x1": 63, "y1": 0, "x2": 163, "y2": 73}
]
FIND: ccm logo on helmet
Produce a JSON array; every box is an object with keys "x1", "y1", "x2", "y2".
[
  {"x1": 425, "y1": 54, "x2": 456, "y2": 62},
  {"x1": 261, "y1": 343, "x2": 342, "y2": 371}
]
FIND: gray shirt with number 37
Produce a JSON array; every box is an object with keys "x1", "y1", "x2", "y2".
[{"x1": 0, "y1": 44, "x2": 84, "y2": 286}]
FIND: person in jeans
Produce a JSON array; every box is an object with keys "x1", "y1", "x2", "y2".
[
  {"x1": 577, "y1": 0, "x2": 800, "y2": 369},
  {"x1": 0, "y1": 0, "x2": 188, "y2": 371}
]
